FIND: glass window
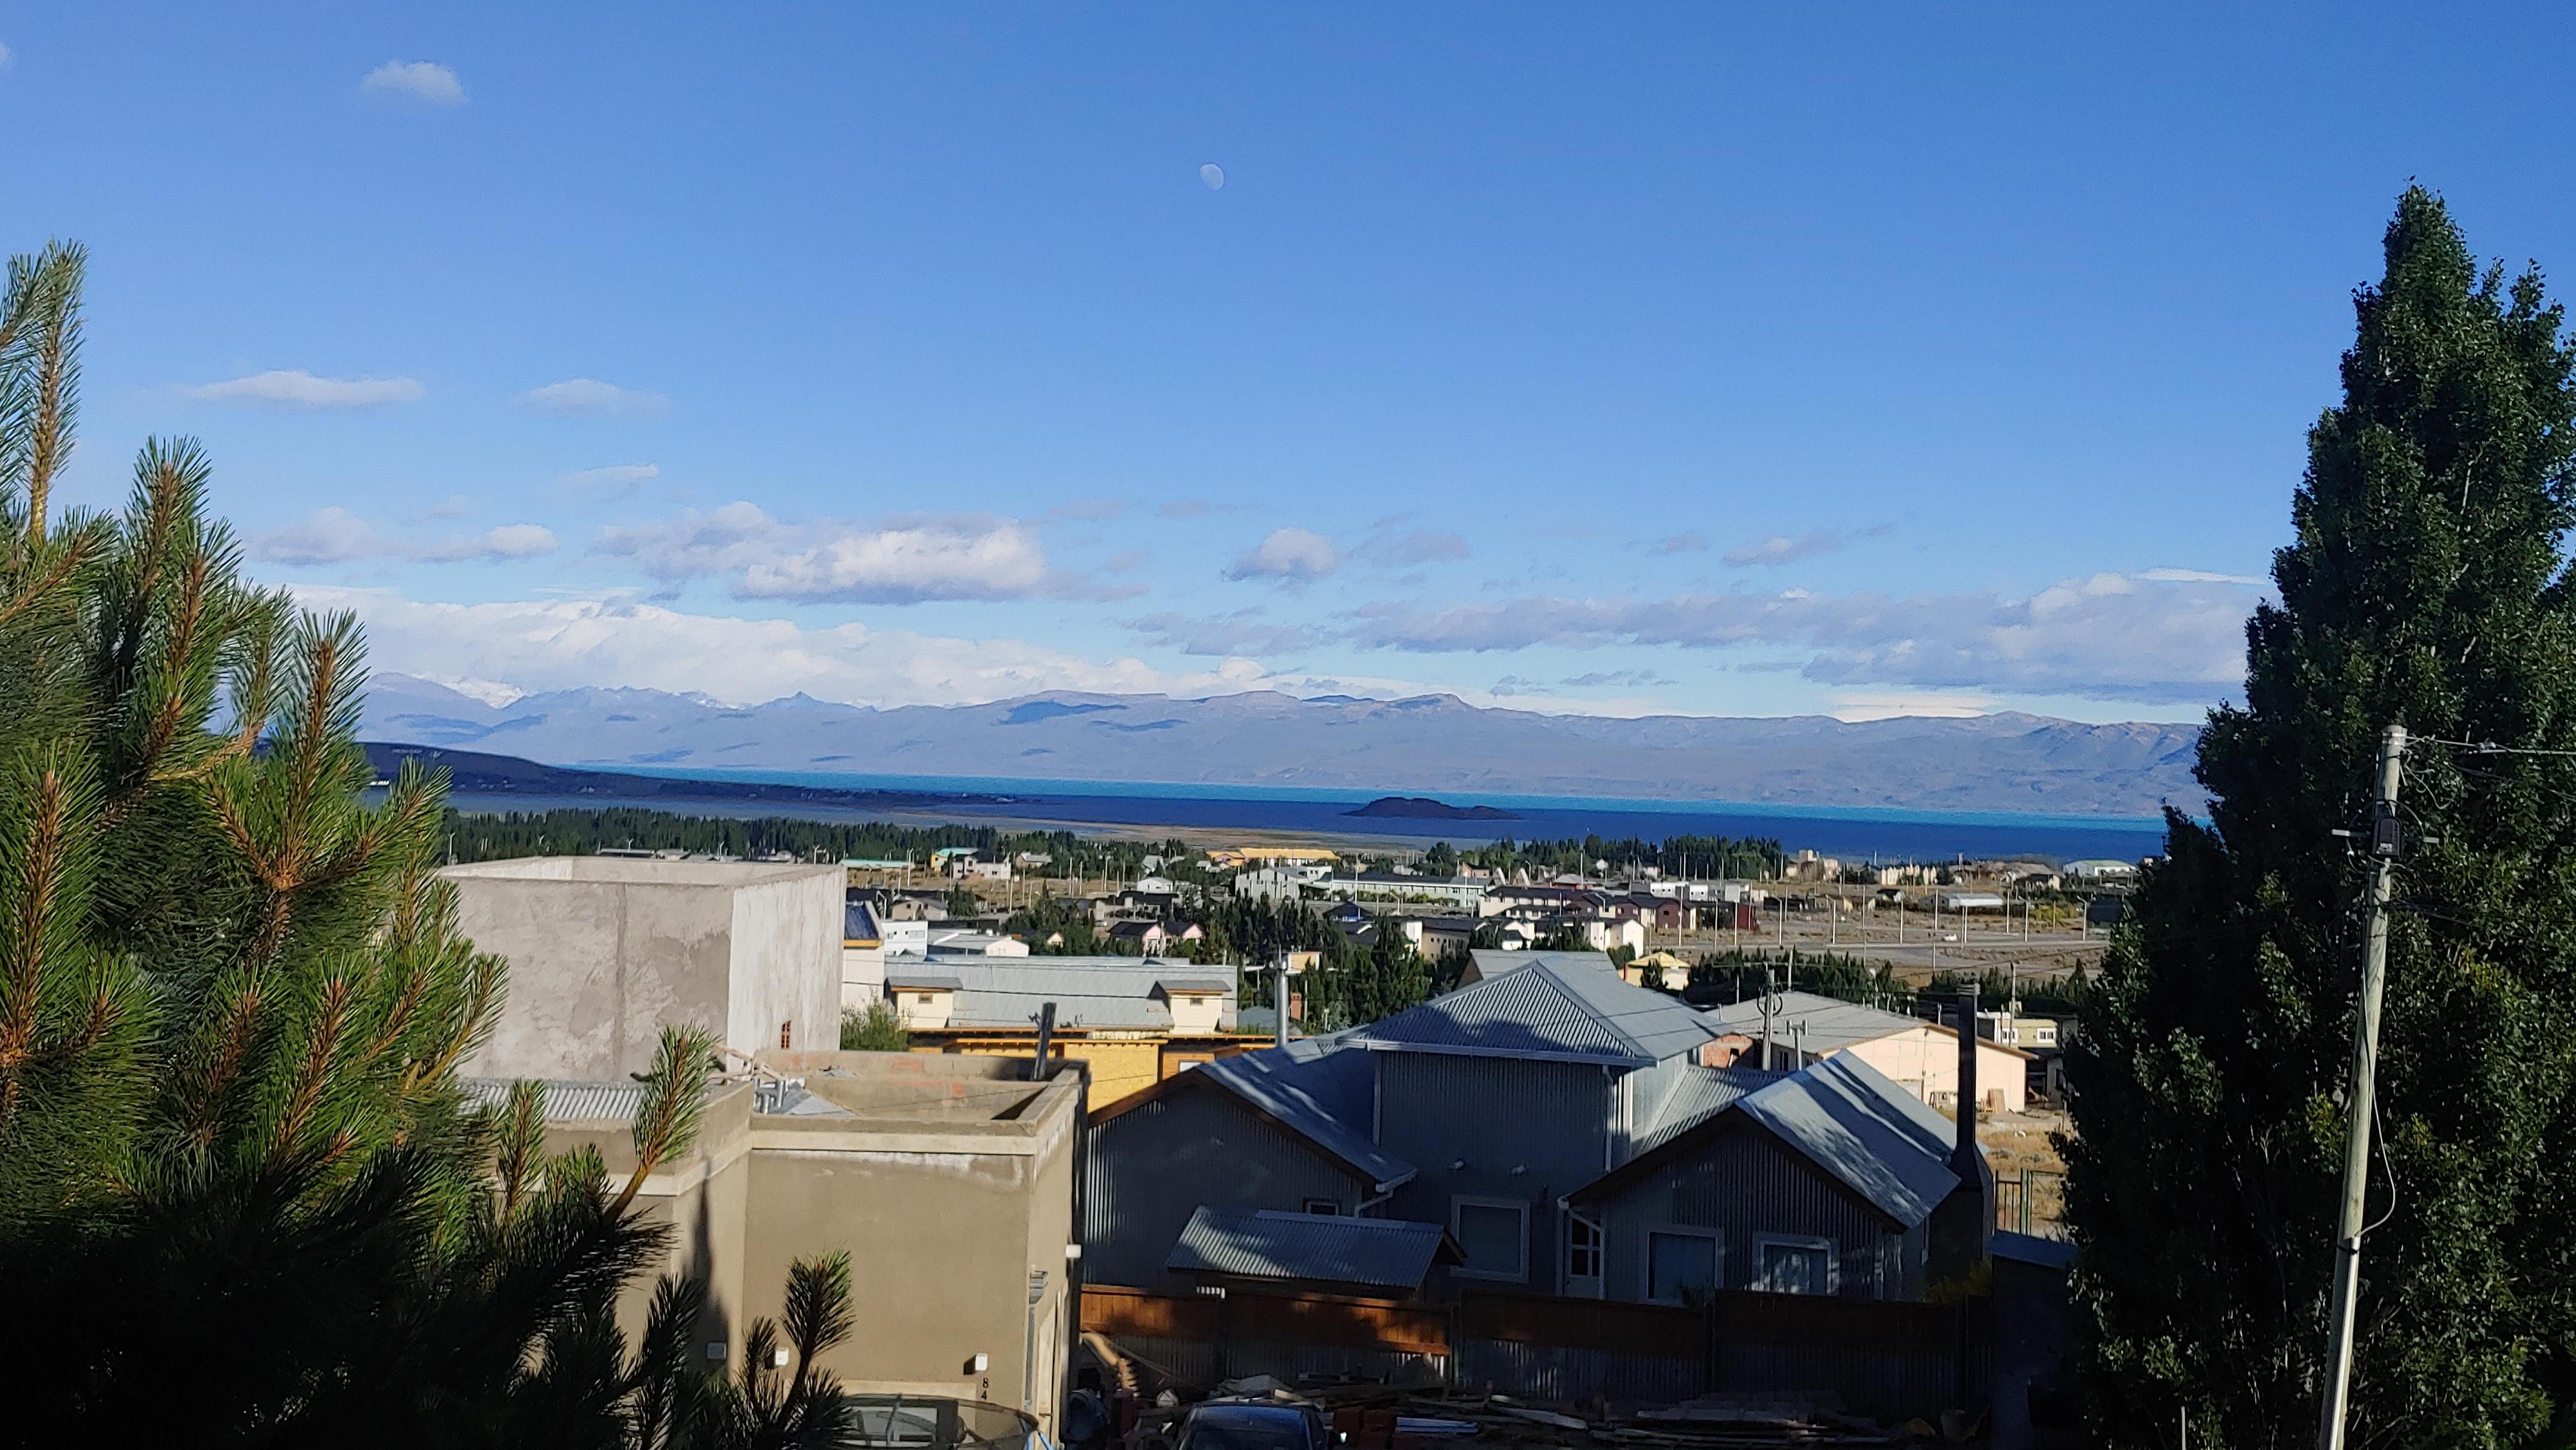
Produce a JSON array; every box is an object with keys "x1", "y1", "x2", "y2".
[
  {"x1": 1647, "y1": 1230, "x2": 1718, "y2": 1304},
  {"x1": 1566, "y1": 1214, "x2": 1603, "y2": 1280},
  {"x1": 1453, "y1": 1199, "x2": 1528, "y2": 1280},
  {"x1": 1301, "y1": 1198, "x2": 1342, "y2": 1216},
  {"x1": 1758, "y1": 1239, "x2": 1833, "y2": 1295}
]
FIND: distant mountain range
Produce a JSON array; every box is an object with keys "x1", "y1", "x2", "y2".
[{"x1": 362, "y1": 674, "x2": 2207, "y2": 817}]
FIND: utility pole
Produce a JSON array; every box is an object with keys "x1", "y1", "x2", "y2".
[
  {"x1": 1760, "y1": 967, "x2": 1778, "y2": 1070},
  {"x1": 2318, "y1": 722, "x2": 2407, "y2": 1450}
]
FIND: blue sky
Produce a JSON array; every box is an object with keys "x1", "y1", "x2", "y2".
[{"x1": 8, "y1": 5, "x2": 2574, "y2": 723}]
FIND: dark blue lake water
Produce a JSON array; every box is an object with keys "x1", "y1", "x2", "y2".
[{"x1": 451, "y1": 767, "x2": 2170, "y2": 865}]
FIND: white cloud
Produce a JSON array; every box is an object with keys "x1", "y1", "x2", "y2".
[
  {"x1": 1722, "y1": 527, "x2": 1884, "y2": 568},
  {"x1": 253, "y1": 507, "x2": 384, "y2": 566},
  {"x1": 1354, "y1": 527, "x2": 1470, "y2": 568},
  {"x1": 185, "y1": 370, "x2": 424, "y2": 411},
  {"x1": 594, "y1": 503, "x2": 1067, "y2": 604},
  {"x1": 289, "y1": 585, "x2": 1275, "y2": 710},
  {"x1": 1227, "y1": 527, "x2": 1341, "y2": 583},
  {"x1": 1829, "y1": 692, "x2": 1998, "y2": 722},
  {"x1": 1341, "y1": 569, "x2": 2263, "y2": 703},
  {"x1": 1653, "y1": 532, "x2": 1710, "y2": 555},
  {"x1": 2139, "y1": 567, "x2": 2264, "y2": 586},
  {"x1": 558, "y1": 463, "x2": 661, "y2": 498},
  {"x1": 421, "y1": 494, "x2": 472, "y2": 520},
  {"x1": 521, "y1": 378, "x2": 668, "y2": 418},
  {"x1": 414, "y1": 524, "x2": 559, "y2": 563},
  {"x1": 0, "y1": 42, "x2": 14, "y2": 70},
  {"x1": 253, "y1": 508, "x2": 555, "y2": 566},
  {"x1": 362, "y1": 60, "x2": 465, "y2": 106},
  {"x1": 1127, "y1": 610, "x2": 1317, "y2": 657}
]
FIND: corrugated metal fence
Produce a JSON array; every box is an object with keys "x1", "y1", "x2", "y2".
[{"x1": 1083, "y1": 1286, "x2": 1990, "y2": 1421}]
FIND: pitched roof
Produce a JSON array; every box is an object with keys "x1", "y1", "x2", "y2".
[
  {"x1": 888, "y1": 955, "x2": 1230, "y2": 1031},
  {"x1": 1193, "y1": 1039, "x2": 1415, "y2": 1190},
  {"x1": 1096, "y1": 1032, "x2": 1415, "y2": 1193},
  {"x1": 1166, "y1": 1208, "x2": 1461, "y2": 1291},
  {"x1": 1355, "y1": 953, "x2": 1721, "y2": 1065},
  {"x1": 1567, "y1": 1053, "x2": 1966, "y2": 1229},
  {"x1": 1703, "y1": 990, "x2": 2035, "y2": 1059},
  {"x1": 1629, "y1": 1065, "x2": 1787, "y2": 1155},
  {"x1": 1736, "y1": 1054, "x2": 1964, "y2": 1228}
]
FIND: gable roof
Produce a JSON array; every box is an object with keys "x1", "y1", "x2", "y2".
[
  {"x1": 1355, "y1": 953, "x2": 1720, "y2": 1066},
  {"x1": 1703, "y1": 990, "x2": 2035, "y2": 1060},
  {"x1": 1739, "y1": 1053, "x2": 1965, "y2": 1228},
  {"x1": 1629, "y1": 1065, "x2": 1788, "y2": 1155},
  {"x1": 1166, "y1": 1208, "x2": 1462, "y2": 1291},
  {"x1": 887, "y1": 955, "x2": 1230, "y2": 1032},
  {"x1": 1566, "y1": 1053, "x2": 1966, "y2": 1230},
  {"x1": 1094, "y1": 1033, "x2": 1415, "y2": 1193}
]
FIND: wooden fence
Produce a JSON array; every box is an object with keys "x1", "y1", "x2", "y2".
[{"x1": 1082, "y1": 1285, "x2": 1990, "y2": 1421}]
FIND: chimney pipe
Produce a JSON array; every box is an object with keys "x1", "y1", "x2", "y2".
[
  {"x1": 1953, "y1": 985, "x2": 1979, "y2": 1179},
  {"x1": 1032, "y1": 1001, "x2": 1057, "y2": 1080}
]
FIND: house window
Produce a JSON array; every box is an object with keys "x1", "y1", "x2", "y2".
[
  {"x1": 1566, "y1": 1213, "x2": 1603, "y2": 1281},
  {"x1": 1451, "y1": 1198, "x2": 1529, "y2": 1281},
  {"x1": 1756, "y1": 1235, "x2": 1836, "y2": 1295},
  {"x1": 1301, "y1": 1198, "x2": 1342, "y2": 1216},
  {"x1": 1646, "y1": 1228, "x2": 1721, "y2": 1305}
]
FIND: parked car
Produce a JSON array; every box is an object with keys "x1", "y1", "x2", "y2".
[{"x1": 1173, "y1": 1400, "x2": 1329, "y2": 1450}]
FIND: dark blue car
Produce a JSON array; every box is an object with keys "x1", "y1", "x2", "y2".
[{"x1": 1174, "y1": 1400, "x2": 1329, "y2": 1450}]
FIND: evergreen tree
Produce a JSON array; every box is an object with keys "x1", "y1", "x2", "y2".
[
  {"x1": 0, "y1": 240, "x2": 848, "y2": 1446},
  {"x1": 2065, "y1": 189, "x2": 2576, "y2": 1446}
]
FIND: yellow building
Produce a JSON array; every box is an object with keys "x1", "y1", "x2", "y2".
[
  {"x1": 1203, "y1": 846, "x2": 1341, "y2": 871},
  {"x1": 885, "y1": 955, "x2": 1254, "y2": 1107}
]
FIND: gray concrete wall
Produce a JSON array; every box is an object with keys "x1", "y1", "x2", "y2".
[
  {"x1": 446, "y1": 859, "x2": 840, "y2": 1080},
  {"x1": 728, "y1": 871, "x2": 842, "y2": 1055},
  {"x1": 750, "y1": 1052, "x2": 1084, "y2": 1433}
]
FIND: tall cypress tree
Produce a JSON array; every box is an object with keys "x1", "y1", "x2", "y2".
[{"x1": 2065, "y1": 189, "x2": 2576, "y2": 1446}]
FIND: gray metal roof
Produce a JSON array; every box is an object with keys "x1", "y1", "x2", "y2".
[
  {"x1": 1703, "y1": 990, "x2": 2034, "y2": 1059},
  {"x1": 1355, "y1": 954, "x2": 1721, "y2": 1065},
  {"x1": 460, "y1": 1078, "x2": 650, "y2": 1123},
  {"x1": 1737, "y1": 1053, "x2": 1962, "y2": 1229},
  {"x1": 1704, "y1": 990, "x2": 1930, "y2": 1053},
  {"x1": 1192, "y1": 1037, "x2": 1415, "y2": 1192},
  {"x1": 884, "y1": 970, "x2": 968, "y2": 991},
  {"x1": 1630, "y1": 1065, "x2": 1786, "y2": 1155},
  {"x1": 1166, "y1": 1208, "x2": 1456, "y2": 1290},
  {"x1": 885, "y1": 955, "x2": 1234, "y2": 1030}
]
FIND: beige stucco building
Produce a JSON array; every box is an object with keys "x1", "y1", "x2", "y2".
[
  {"x1": 1704, "y1": 990, "x2": 2032, "y2": 1112},
  {"x1": 484, "y1": 1051, "x2": 1084, "y2": 1434},
  {"x1": 442, "y1": 857, "x2": 843, "y2": 1080}
]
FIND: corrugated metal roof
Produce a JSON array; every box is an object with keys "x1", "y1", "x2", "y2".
[
  {"x1": 1193, "y1": 1038, "x2": 1414, "y2": 1191},
  {"x1": 1154, "y1": 977, "x2": 1234, "y2": 994},
  {"x1": 1355, "y1": 954, "x2": 1720, "y2": 1065},
  {"x1": 1166, "y1": 1207, "x2": 1455, "y2": 1289},
  {"x1": 1630, "y1": 1065, "x2": 1786, "y2": 1155},
  {"x1": 1704, "y1": 991, "x2": 1928, "y2": 1053},
  {"x1": 1703, "y1": 990, "x2": 2034, "y2": 1060},
  {"x1": 885, "y1": 970, "x2": 967, "y2": 991},
  {"x1": 460, "y1": 1078, "x2": 650, "y2": 1123},
  {"x1": 885, "y1": 954, "x2": 1232, "y2": 1029},
  {"x1": 1737, "y1": 1054, "x2": 1962, "y2": 1229}
]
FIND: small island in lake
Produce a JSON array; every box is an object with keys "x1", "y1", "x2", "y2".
[{"x1": 1343, "y1": 795, "x2": 1521, "y2": 821}]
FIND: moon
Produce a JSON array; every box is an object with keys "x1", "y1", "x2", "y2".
[{"x1": 1199, "y1": 163, "x2": 1225, "y2": 190}]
